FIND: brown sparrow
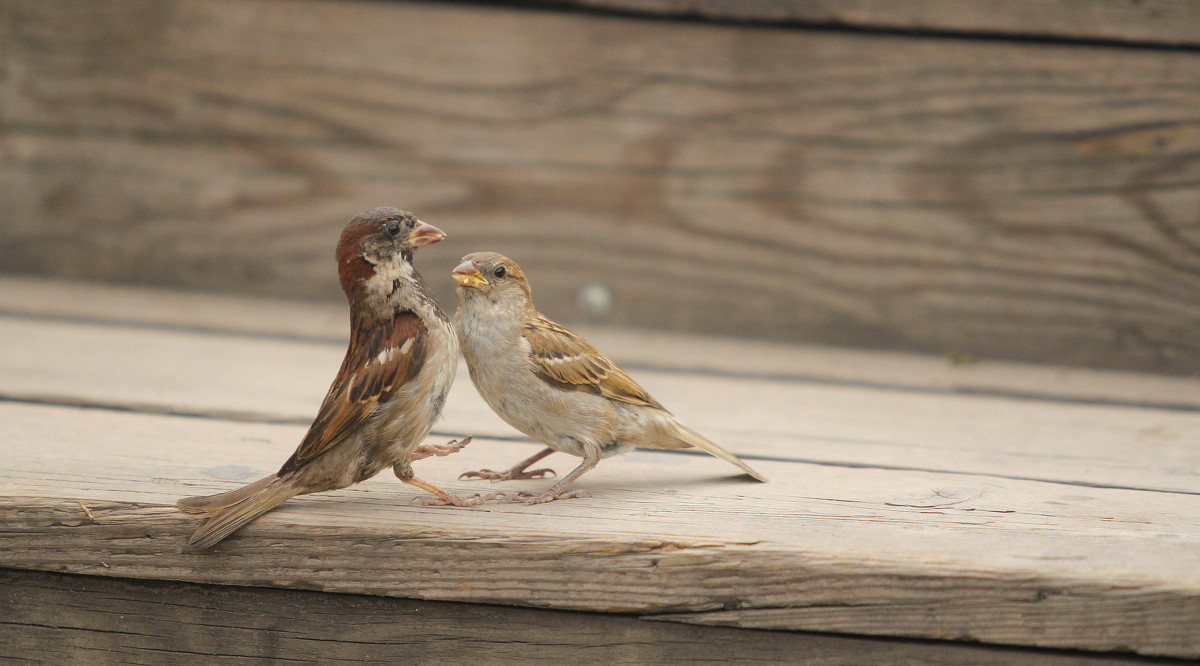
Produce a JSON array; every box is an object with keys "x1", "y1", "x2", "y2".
[
  {"x1": 450, "y1": 252, "x2": 767, "y2": 504},
  {"x1": 177, "y1": 208, "x2": 496, "y2": 548}
]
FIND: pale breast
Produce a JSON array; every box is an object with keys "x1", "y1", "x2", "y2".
[
  {"x1": 361, "y1": 317, "x2": 458, "y2": 472},
  {"x1": 469, "y1": 334, "x2": 616, "y2": 451}
]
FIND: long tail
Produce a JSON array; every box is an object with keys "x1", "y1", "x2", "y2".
[
  {"x1": 671, "y1": 423, "x2": 768, "y2": 482},
  {"x1": 176, "y1": 474, "x2": 300, "y2": 549}
]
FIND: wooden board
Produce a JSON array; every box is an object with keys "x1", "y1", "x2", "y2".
[
  {"x1": 5, "y1": 570, "x2": 1172, "y2": 666},
  {"x1": 4, "y1": 0, "x2": 1200, "y2": 374},
  {"x1": 537, "y1": 0, "x2": 1200, "y2": 46},
  {"x1": 5, "y1": 276, "x2": 1200, "y2": 412},
  {"x1": 3, "y1": 279, "x2": 1200, "y2": 657},
  {"x1": 3, "y1": 400, "x2": 1200, "y2": 658},
  {"x1": 3, "y1": 312, "x2": 1200, "y2": 496}
]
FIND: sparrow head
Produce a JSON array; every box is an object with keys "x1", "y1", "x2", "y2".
[
  {"x1": 452, "y1": 252, "x2": 533, "y2": 310},
  {"x1": 336, "y1": 207, "x2": 445, "y2": 294}
]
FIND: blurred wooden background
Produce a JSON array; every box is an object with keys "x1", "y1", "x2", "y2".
[{"x1": 3, "y1": 0, "x2": 1199, "y2": 374}]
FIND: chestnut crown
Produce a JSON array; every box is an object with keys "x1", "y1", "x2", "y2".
[{"x1": 336, "y1": 207, "x2": 444, "y2": 294}]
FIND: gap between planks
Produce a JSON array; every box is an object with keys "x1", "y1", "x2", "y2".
[{"x1": 536, "y1": 0, "x2": 1200, "y2": 49}]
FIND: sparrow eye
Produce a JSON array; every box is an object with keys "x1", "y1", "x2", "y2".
[
  {"x1": 493, "y1": 266, "x2": 507, "y2": 278},
  {"x1": 385, "y1": 221, "x2": 401, "y2": 237}
]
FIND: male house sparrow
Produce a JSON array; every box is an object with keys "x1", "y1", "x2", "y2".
[
  {"x1": 177, "y1": 207, "x2": 494, "y2": 548},
  {"x1": 450, "y1": 252, "x2": 767, "y2": 504}
]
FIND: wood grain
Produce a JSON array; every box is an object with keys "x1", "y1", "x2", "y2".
[
  {"x1": 5, "y1": 276, "x2": 1200, "y2": 412},
  {"x1": 3, "y1": 281, "x2": 1199, "y2": 657},
  {"x1": 4, "y1": 570, "x2": 1169, "y2": 666},
  {"x1": 2, "y1": 312, "x2": 1198, "y2": 494},
  {"x1": 2, "y1": 401, "x2": 1200, "y2": 657},
  {"x1": 534, "y1": 0, "x2": 1200, "y2": 47},
  {"x1": 3, "y1": 0, "x2": 1200, "y2": 373}
]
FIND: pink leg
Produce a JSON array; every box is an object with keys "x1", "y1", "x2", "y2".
[
  {"x1": 404, "y1": 476, "x2": 508, "y2": 507},
  {"x1": 509, "y1": 455, "x2": 597, "y2": 505}
]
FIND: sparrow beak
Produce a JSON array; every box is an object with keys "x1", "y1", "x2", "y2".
[
  {"x1": 452, "y1": 260, "x2": 487, "y2": 288},
  {"x1": 407, "y1": 220, "x2": 446, "y2": 247}
]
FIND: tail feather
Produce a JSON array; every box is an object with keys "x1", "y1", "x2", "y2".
[
  {"x1": 177, "y1": 475, "x2": 299, "y2": 549},
  {"x1": 672, "y1": 424, "x2": 768, "y2": 482},
  {"x1": 176, "y1": 474, "x2": 280, "y2": 514}
]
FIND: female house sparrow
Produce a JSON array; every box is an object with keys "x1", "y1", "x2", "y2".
[
  {"x1": 450, "y1": 252, "x2": 767, "y2": 504},
  {"x1": 177, "y1": 207, "x2": 494, "y2": 549}
]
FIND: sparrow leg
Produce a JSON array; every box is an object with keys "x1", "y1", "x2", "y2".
[
  {"x1": 410, "y1": 436, "x2": 472, "y2": 461},
  {"x1": 510, "y1": 455, "x2": 598, "y2": 505},
  {"x1": 403, "y1": 476, "x2": 508, "y2": 507},
  {"x1": 458, "y1": 446, "x2": 557, "y2": 482}
]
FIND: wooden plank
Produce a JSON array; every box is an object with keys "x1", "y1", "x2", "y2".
[
  {"x1": 2, "y1": 313, "x2": 1199, "y2": 494},
  {"x1": 4, "y1": 0, "x2": 1200, "y2": 373},
  {"x1": 2, "y1": 401, "x2": 1199, "y2": 657},
  {"x1": 5, "y1": 570, "x2": 1172, "y2": 666},
  {"x1": 0, "y1": 276, "x2": 350, "y2": 342},
  {"x1": 5, "y1": 276, "x2": 1200, "y2": 412},
  {"x1": 537, "y1": 0, "x2": 1200, "y2": 47}
]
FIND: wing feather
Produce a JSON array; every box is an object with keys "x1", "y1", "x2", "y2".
[
  {"x1": 522, "y1": 315, "x2": 664, "y2": 410},
  {"x1": 280, "y1": 312, "x2": 428, "y2": 474}
]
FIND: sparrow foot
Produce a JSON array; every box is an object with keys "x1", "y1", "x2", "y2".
[
  {"x1": 509, "y1": 489, "x2": 591, "y2": 505},
  {"x1": 458, "y1": 467, "x2": 556, "y2": 481},
  {"x1": 403, "y1": 475, "x2": 506, "y2": 507},
  {"x1": 457, "y1": 447, "x2": 559, "y2": 481},
  {"x1": 411, "y1": 491, "x2": 508, "y2": 507},
  {"x1": 411, "y1": 436, "x2": 472, "y2": 461}
]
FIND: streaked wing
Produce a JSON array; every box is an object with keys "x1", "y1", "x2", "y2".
[
  {"x1": 280, "y1": 311, "x2": 428, "y2": 473},
  {"x1": 522, "y1": 315, "x2": 663, "y2": 410}
]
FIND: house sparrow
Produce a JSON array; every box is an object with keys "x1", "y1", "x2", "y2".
[
  {"x1": 450, "y1": 252, "x2": 767, "y2": 504},
  {"x1": 177, "y1": 207, "x2": 496, "y2": 549}
]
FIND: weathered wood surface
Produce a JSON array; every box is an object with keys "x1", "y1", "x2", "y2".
[
  {"x1": 2, "y1": 282, "x2": 1200, "y2": 657},
  {"x1": 4, "y1": 401, "x2": 1200, "y2": 658},
  {"x1": 4, "y1": 312, "x2": 1200, "y2": 495},
  {"x1": 4, "y1": 0, "x2": 1200, "y2": 374},
  {"x1": 537, "y1": 0, "x2": 1200, "y2": 46},
  {"x1": 4, "y1": 570, "x2": 1172, "y2": 666},
  {"x1": 2, "y1": 400, "x2": 1200, "y2": 658},
  {"x1": 5, "y1": 276, "x2": 1200, "y2": 412}
]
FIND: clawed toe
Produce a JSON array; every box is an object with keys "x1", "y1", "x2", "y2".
[
  {"x1": 509, "y1": 489, "x2": 591, "y2": 505},
  {"x1": 455, "y1": 492, "x2": 508, "y2": 506},
  {"x1": 412, "y1": 491, "x2": 508, "y2": 507},
  {"x1": 412, "y1": 437, "x2": 473, "y2": 461},
  {"x1": 411, "y1": 495, "x2": 448, "y2": 507},
  {"x1": 458, "y1": 467, "x2": 558, "y2": 482},
  {"x1": 444, "y1": 436, "x2": 472, "y2": 451},
  {"x1": 458, "y1": 468, "x2": 502, "y2": 480}
]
